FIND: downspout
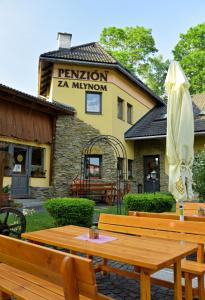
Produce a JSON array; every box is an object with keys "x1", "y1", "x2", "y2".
[{"x1": 49, "y1": 115, "x2": 57, "y2": 187}]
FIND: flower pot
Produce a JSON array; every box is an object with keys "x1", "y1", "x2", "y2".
[{"x1": 0, "y1": 193, "x2": 10, "y2": 207}]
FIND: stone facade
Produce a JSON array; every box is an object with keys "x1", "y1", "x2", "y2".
[
  {"x1": 29, "y1": 187, "x2": 53, "y2": 200},
  {"x1": 52, "y1": 115, "x2": 117, "y2": 197},
  {"x1": 134, "y1": 138, "x2": 168, "y2": 193}
]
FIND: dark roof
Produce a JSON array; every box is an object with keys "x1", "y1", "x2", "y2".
[
  {"x1": 40, "y1": 42, "x2": 116, "y2": 64},
  {"x1": 39, "y1": 42, "x2": 164, "y2": 105},
  {"x1": 0, "y1": 83, "x2": 75, "y2": 115},
  {"x1": 125, "y1": 93, "x2": 205, "y2": 140}
]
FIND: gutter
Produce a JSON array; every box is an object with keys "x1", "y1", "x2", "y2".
[
  {"x1": 125, "y1": 131, "x2": 205, "y2": 141},
  {"x1": 125, "y1": 135, "x2": 166, "y2": 141}
]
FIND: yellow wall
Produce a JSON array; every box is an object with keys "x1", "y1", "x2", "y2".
[
  {"x1": 194, "y1": 135, "x2": 205, "y2": 152},
  {"x1": 0, "y1": 136, "x2": 51, "y2": 188},
  {"x1": 49, "y1": 64, "x2": 156, "y2": 159}
]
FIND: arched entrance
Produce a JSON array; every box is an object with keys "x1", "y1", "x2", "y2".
[{"x1": 80, "y1": 135, "x2": 128, "y2": 214}]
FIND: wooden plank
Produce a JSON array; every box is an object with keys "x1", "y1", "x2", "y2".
[
  {"x1": 184, "y1": 273, "x2": 193, "y2": 300},
  {"x1": 129, "y1": 211, "x2": 205, "y2": 222},
  {"x1": 173, "y1": 261, "x2": 182, "y2": 300},
  {"x1": 176, "y1": 203, "x2": 205, "y2": 210},
  {"x1": 197, "y1": 244, "x2": 204, "y2": 263},
  {"x1": 0, "y1": 268, "x2": 64, "y2": 300},
  {"x1": 0, "y1": 264, "x2": 63, "y2": 295},
  {"x1": 98, "y1": 221, "x2": 205, "y2": 244},
  {"x1": 60, "y1": 257, "x2": 80, "y2": 300},
  {"x1": 198, "y1": 274, "x2": 205, "y2": 300},
  {"x1": 99, "y1": 213, "x2": 205, "y2": 236},
  {"x1": 140, "y1": 269, "x2": 151, "y2": 300},
  {"x1": 181, "y1": 260, "x2": 205, "y2": 275}
]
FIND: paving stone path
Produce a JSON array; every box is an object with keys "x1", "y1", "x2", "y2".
[
  {"x1": 96, "y1": 272, "x2": 174, "y2": 300},
  {"x1": 93, "y1": 257, "x2": 175, "y2": 300}
]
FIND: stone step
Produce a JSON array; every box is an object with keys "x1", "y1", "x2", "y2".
[{"x1": 13, "y1": 198, "x2": 45, "y2": 211}]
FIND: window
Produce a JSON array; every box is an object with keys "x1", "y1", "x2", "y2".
[
  {"x1": 128, "y1": 159, "x2": 133, "y2": 179},
  {"x1": 127, "y1": 103, "x2": 133, "y2": 124},
  {"x1": 85, "y1": 92, "x2": 102, "y2": 113},
  {"x1": 85, "y1": 155, "x2": 102, "y2": 179},
  {"x1": 117, "y1": 157, "x2": 124, "y2": 179},
  {"x1": 117, "y1": 97, "x2": 124, "y2": 120},
  {"x1": 0, "y1": 142, "x2": 11, "y2": 176},
  {"x1": 31, "y1": 147, "x2": 45, "y2": 177}
]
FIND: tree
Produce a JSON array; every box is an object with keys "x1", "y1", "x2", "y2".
[
  {"x1": 100, "y1": 26, "x2": 158, "y2": 74},
  {"x1": 173, "y1": 22, "x2": 205, "y2": 95},
  {"x1": 139, "y1": 55, "x2": 170, "y2": 99}
]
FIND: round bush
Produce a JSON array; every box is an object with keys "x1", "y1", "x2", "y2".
[
  {"x1": 44, "y1": 198, "x2": 95, "y2": 227},
  {"x1": 123, "y1": 192, "x2": 175, "y2": 213}
]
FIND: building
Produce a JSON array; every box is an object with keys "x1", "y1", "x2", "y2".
[
  {"x1": 1, "y1": 32, "x2": 204, "y2": 199},
  {"x1": 37, "y1": 32, "x2": 164, "y2": 194},
  {"x1": 125, "y1": 93, "x2": 205, "y2": 192},
  {"x1": 0, "y1": 83, "x2": 74, "y2": 198}
]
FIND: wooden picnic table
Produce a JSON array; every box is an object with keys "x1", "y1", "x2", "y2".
[{"x1": 22, "y1": 225, "x2": 197, "y2": 300}]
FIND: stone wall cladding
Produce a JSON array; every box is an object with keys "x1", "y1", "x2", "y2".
[
  {"x1": 52, "y1": 115, "x2": 117, "y2": 197},
  {"x1": 134, "y1": 138, "x2": 168, "y2": 192},
  {"x1": 30, "y1": 186, "x2": 53, "y2": 200}
]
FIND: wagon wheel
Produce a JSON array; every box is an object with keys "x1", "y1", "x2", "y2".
[{"x1": 0, "y1": 207, "x2": 26, "y2": 238}]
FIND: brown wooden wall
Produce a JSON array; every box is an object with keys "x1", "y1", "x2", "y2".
[{"x1": 0, "y1": 100, "x2": 53, "y2": 144}]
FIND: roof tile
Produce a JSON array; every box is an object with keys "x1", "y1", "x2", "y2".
[
  {"x1": 125, "y1": 93, "x2": 205, "y2": 139},
  {"x1": 41, "y1": 42, "x2": 116, "y2": 64}
]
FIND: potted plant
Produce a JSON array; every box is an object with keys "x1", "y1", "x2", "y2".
[{"x1": 0, "y1": 185, "x2": 10, "y2": 203}]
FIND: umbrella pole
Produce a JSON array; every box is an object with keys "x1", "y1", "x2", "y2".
[{"x1": 179, "y1": 200, "x2": 184, "y2": 221}]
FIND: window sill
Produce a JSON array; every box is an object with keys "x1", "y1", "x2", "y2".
[
  {"x1": 85, "y1": 112, "x2": 102, "y2": 115},
  {"x1": 31, "y1": 175, "x2": 46, "y2": 178}
]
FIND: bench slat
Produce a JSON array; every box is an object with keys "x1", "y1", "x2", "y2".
[
  {"x1": 129, "y1": 211, "x2": 205, "y2": 222},
  {"x1": 99, "y1": 213, "x2": 205, "y2": 236},
  {"x1": 0, "y1": 235, "x2": 109, "y2": 300},
  {"x1": 0, "y1": 266, "x2": 63, "y2": 300}
]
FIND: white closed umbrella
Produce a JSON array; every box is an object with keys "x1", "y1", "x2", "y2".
[{"x1": 165, "y1": 61, "x2": 194, "y2": 220}]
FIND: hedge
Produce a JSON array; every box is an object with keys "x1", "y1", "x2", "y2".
[
  {"x1": 123, "y1": 192, "x2": 175, "y2": 213},
  {"x1": 44, "y1": 198, "x2": 95, "y2": 227}
]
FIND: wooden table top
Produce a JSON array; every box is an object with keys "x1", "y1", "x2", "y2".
[{"x1": 22, "y1": 225, "x2": 197, "y2": 272}]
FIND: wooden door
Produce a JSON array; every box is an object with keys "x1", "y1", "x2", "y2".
[
  {"x1": 11, "y1": 146, "x2": 29, "y2": 198},
  {"x1": 143, "y1": 155, "x2": 160, "y2": 192}
]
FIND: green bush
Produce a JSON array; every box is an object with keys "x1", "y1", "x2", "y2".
[
  {"x1": 123, "y1": 192, "x2": 175, "y2": 213},
  {"x1": 44, "y1": 198, "x2": 95, "y2": 227}
]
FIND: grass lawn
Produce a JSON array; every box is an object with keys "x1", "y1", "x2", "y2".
[
  {"x1": 25, "y1": 210, "x2": 55, "y2": 232},
  {"x1": 94, "y1": 204, "x2": 126, "y2": 215},
  {"x1": 25, "y1": 203, "x2": 175, "y2": 232},
  {"x1": 25, "y1": 205, "x2": 124, "y2": 232}
]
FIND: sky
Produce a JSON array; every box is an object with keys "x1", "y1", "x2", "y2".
[{"x1": 0, "y1": 0, "x2": 204, "y2": 96}]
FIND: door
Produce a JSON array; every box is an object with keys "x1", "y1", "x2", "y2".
[
  {"x1": 144, "y1": 155, "x2": 160, "y2": 192},
  {"x1": 11, "y1": 146, "x2": 29, "y2": 198}
]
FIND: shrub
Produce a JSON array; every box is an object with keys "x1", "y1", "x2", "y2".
[
  {"x1": 123, "y1": 192, "x2": 175, "y2": 213},
  {"x1": 44, "y1": 198, "x2": 95, "y2": 227}
]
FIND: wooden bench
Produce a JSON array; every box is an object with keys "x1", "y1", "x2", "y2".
[
  {"x1": 176, "y1": 202, "x2": 205, "y2": 216},
  {"x1": 70, "y1": 181, "x2": 117, "y2": 205},
  {"x1": 0, "y1": 235, "x2": 112, "y2": 300},
  {"x1": 129, "y1": 210, "x2": 205, "y2": 222},
  {"x1": 98, "y1": 213, "x2": 205, "y2": 300}
]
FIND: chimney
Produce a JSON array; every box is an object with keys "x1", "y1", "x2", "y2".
[{"x1": 57, "y1": 32, "x2": 72, "y2": 49}]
